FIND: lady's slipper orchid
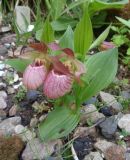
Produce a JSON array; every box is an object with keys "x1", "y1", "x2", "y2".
[
  {"x1": 23, "y1": 61, "x2": 47, "y2": 90},
  {"x1": 44, "y1": 70, "x2": 73, "y2": 99}
]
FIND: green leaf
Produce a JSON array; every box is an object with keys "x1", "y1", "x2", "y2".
[
  {"x1": 116, "y1": 16, "x2": 130, "y2": 28},
  {"x1": 89, "y1": 0, "x2": 129, "y2": 15},
  {"x1": 59, "y1": 26, "x2": 74, "y2": 50},
  {"x1": 51, "y1": 18, "x2": 77, "y2": 31},
  {"x1": 61, "y1": 0, "x2": 89, "y2": 16},
  {"x1": 49, "y1": 0, "x2": 66, "y2": 20},
  {"x1": 36, "y1": 19, "x2": 54, "y2": 43},
  {"x1": 89, "y1": 25, "x2": 111, "y2": 50},
  {"x1": 74, "y1": 8, "x2": 93, "y2": 58},
  {"x1": 80, "y1": 48, "x2": 118, "y2": 102},
  {"x1": 4, "y1": 59, "x2": 32, "y2": 73},
  {"x1": 39, "y1": 106, "x2": 80, "y2": 141}
]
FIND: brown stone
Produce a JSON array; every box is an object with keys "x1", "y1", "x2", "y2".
[
  {"x1": 0, "y1": 135, "x2": 24, "y2": 160},
  {"x1": 105, "y1": 145, "x2": 125, "y2": 160}
]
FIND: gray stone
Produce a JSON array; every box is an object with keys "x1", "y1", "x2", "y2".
[
  {"x1": 7, "y1": 86, "x2": 15, "y2": 94},
  {"x1": 118, "y1": 114, "x2": 130, "y2": 133},
  {"x1": 100, "y1": 91, "x2": 122, "y2": 112},
  {"x1": 125, "y1": 152, "x2": 130, "y2": 160},
  {"x1": 80, "y1": 104, "x2": 105, "y2": 124},
  {"x1": 30, "y1": 117, "x2": 38, "y2": 128},
  {"x1": 0, "y1": 91, "x2": 7, "y2": 99},
  {"x1": 15, "y1": 125, "x2": 36, "y2": 142},
  {"x1": 0, "y1": 109, "x2": 6, "y2": 119},
  {"x1": 0, "y1": 116, "x2": 21, "y2": 136},
  {"x1": 0, "y1": 46, "x2": 8, "y2": 56},
  {"x1": 121, "y1": 90, "x2": 130, "y2": 100},
  {"x1": 0, "y1": 97, "x2": 7, "y2": 109},
  {"x1": 0, "y1": 82, "x2": 6, "y2": 89},
  {"x1": 22, "y1": 138, "x2": 62, "y2": 160},
  {"x1": 98, "y1": 116, "x2": 118, "y2": 139},
  {"x1": 84, "y1": 151, "x2": 103, "y2": 160}
]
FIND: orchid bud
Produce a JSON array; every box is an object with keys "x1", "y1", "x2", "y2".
[
  {"x1": 23, "y1": 63, "x2": 47, "y2": 90},
  {"x1": 44, "y1": 70, "x2": 73, "y2": 99},
  {"x1": 99, "y1": 41, "x2": 115, "y2": 51}
]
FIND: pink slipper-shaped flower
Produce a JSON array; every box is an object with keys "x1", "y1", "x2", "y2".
[
  {"x1": 44, "y1": 70, "x2": 73, "y2": 99},
  {"x1": 23, "y1": 63, "x2": 47, "y2": 90}
]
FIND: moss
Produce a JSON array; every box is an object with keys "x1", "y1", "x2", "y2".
[{"x1": 0, "y1": 136, "x2": 24, "y2": 160}]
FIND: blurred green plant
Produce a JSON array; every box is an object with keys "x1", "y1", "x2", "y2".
[
  {"x1": 14, "y1": 86, "x2": 27, "y2": 103},
  {"x1": 111, "y1": 16, "x2": 130, "y2": 68}
]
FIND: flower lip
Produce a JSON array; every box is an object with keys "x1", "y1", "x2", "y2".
[
  {"x1": 44, "y1": 69, "x2": 73, "y2": 99},
  {"x1": 23, "y1": 63, "x2": 47, "y2": 90}
]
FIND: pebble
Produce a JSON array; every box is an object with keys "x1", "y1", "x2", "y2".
[
  {"x1": 0, "y1": 62, "x2": 5, "y2": 70},
  {"x1": 0, "y1": 109, "x2": 6, "y2": 120},
  {"x1": 39, "y1": 114, "x2": 47, "y2": 122},
  {"x1": 0, "y1": 46, "x2": 8, "y2": 56},
  {"x1": 98, "y1": 116, "x2": 118, "y2": 139},
  {"x1": 15, "y1": 124, "x2": 36, "y2": 142},
  {"x1": 0, "y1": 82, "x2": 6, "y2": 89},
  {"x1": 118, "y1": 114, "x2": 130, "y2": 133},
  {"x1": 99, "y1": 91, "x2": 122, "y2": 112},
  {"x1": 0, "y1": 71, "x2": 4, "y2": 77},
  {"x1": 0, "y1": 135, "x2": 24, "y2": 160},
  {"x1": 0, "y1": 97, "x2": 7, "y2": 109},
  {"x1": 84, "y1": 151, "x2": 103, "y2": 160},
  {"x1": 22, "y1": 138, "x2": 62, "y2": 160},
  {"x1": 125, "y1": 152, "x2": 130, "y2": 160},
  {"x1": 0, "y1": 91, "x2": 7, "y2": 99},
  {"x1": 4, "y1": 43, "x2": 11, "y2": 49},
  {"x1": 99, "y1": 106, "x2": 113, "y2": 116},
  {"x1": 73, "y1": 127, "x2": 97, "y2": 138},
  {"x1": 9, "y1": 105, "x2": 17, "y2": 116},
  {"x1": 7, "y1": 86, "x2": 15, "y2": 94},
  {"x1": 80, "y1": 104, "x2": 105, "y2": 124},
  {"x1": 26, "y1": 90, "x2": 39, "y2": 102},
  {"x1": 121, "y1": 90, "x2": 130, "y2": 100},
  {"x1": 73, "y1": 136, "x2": 94, "y2": 160},
  {"x1": 94, "y1": 139, "x2": 126, "y2": 160},
  {"x1": 13, "y1": 81, "x2": 23, "y2": 89},
  {"x1": 0, "y1": 116, "x2": 21, "y2": 136},
  {"x1": 30, "y1": 117, "x2": 38, "y2": 128},
  {"x1": 83, "y1": 97, "x2": 98, "y2": 105}
]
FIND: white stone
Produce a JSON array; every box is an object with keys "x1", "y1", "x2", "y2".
[
  {"x1": 15, "y1": 125, "x2": 36, "y2": 142},
  {"x1": 0, "y1": 71, "x2": 4, "y2": 77},
  {"x1": 0, "y1": 117, "x2": 21, "y2": 136},
  {"x1": 118, "y1": 114, "x2": 130, "y2": 133}
]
